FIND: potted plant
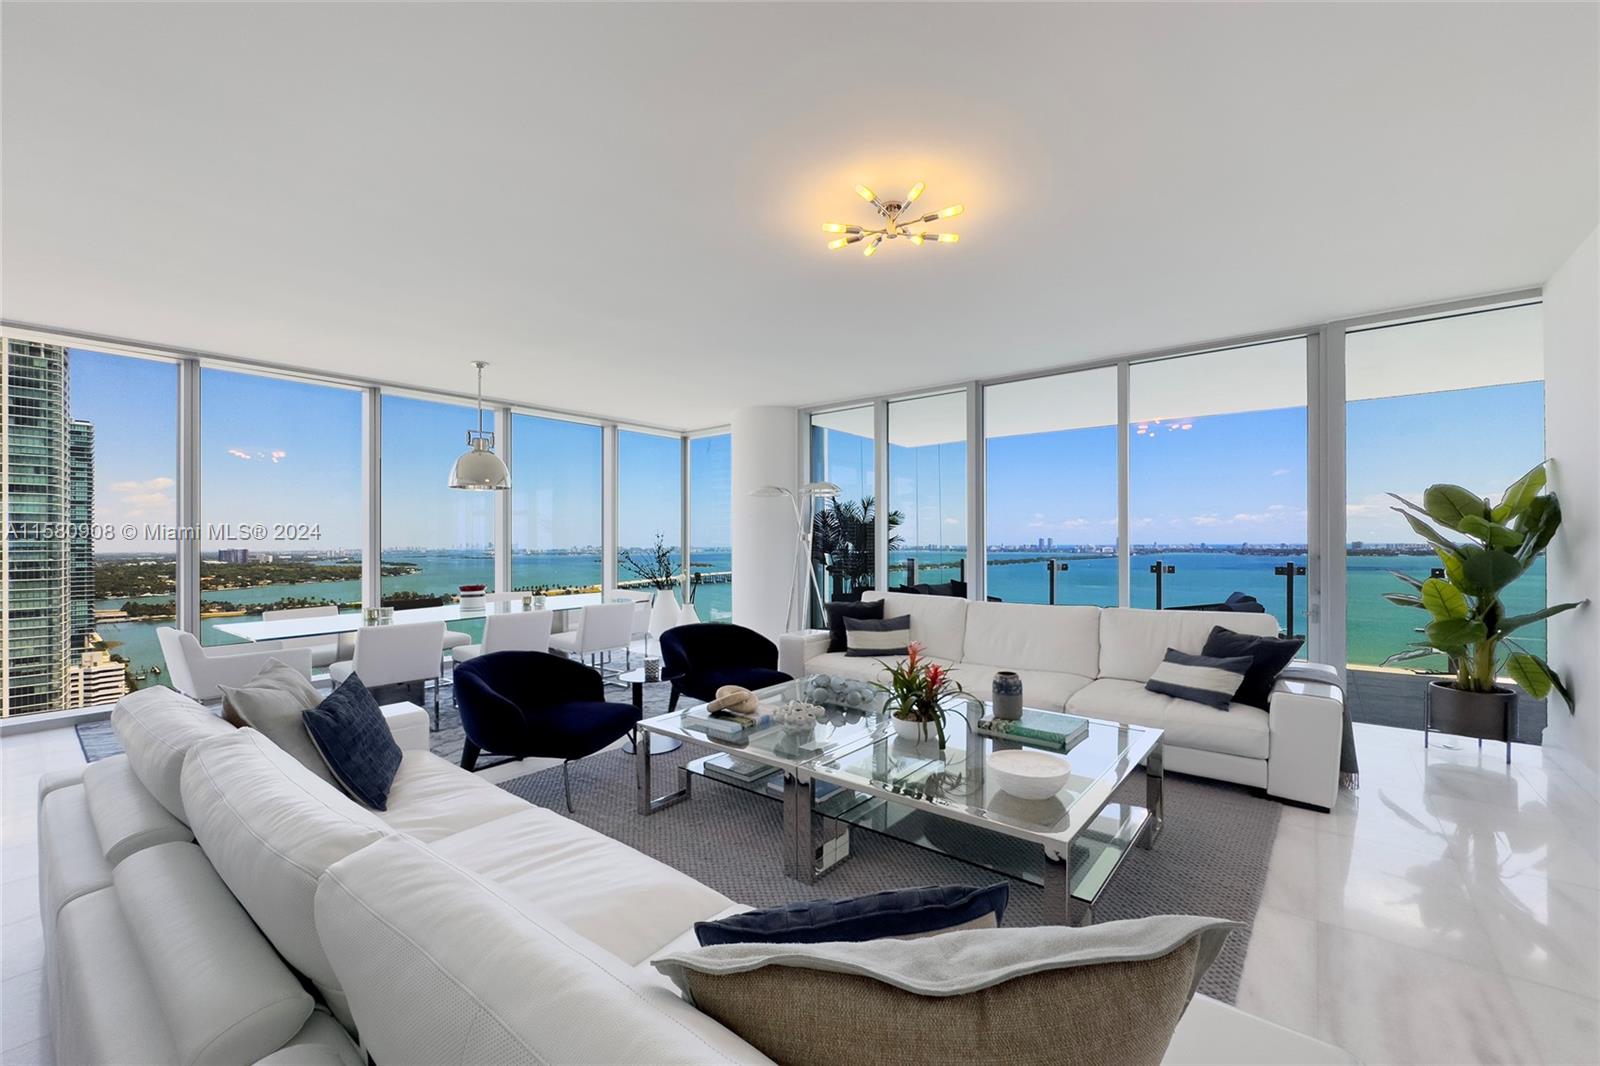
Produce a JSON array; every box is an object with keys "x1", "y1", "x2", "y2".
[
  {"x1": 1383, "y1": 462, "x2": 1584, "y2": 741},
  {"x1": 619, "y1": 533, "x2": 679, "y2": 602},
  {"x1": 811, "y1": 496, "x2": 903, "y2": 602},
  {"x1": 877, "y1": 642, "x2": 964, "y2": 750}
]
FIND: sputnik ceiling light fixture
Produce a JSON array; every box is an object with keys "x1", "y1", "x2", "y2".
[{"x1": 823, "y1": 181, "x2": 963, "y2": 257}]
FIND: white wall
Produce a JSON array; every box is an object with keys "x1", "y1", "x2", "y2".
[
  {"x1": 1542, "y1": 227, "x2": 1600, "y2": 779},
  {"x1": 731, "y1": 406, "x2": 800, "y2": 641}
]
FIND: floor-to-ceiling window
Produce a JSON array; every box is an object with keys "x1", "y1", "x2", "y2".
[
  {"x1": 809, "y1": 406, "x2": 877, "y2": 617},
  {"x1": 381, "y1": 394, "x2": 497, "y2": 645},
  {"x1": 6, "y1": 345, "x2": 180, "y2": 711},
  {"x1": 510, "y1": 413, "x2": 602, "y2": 594},
  {"x1": 688, "y1": 432, "x2": 732, "y2": 622},
  {"x1": 1128, "y1": 339, "x2": 1310, "y2": 638},
  {"x1": 985, "y1": 367, "x2": 1119, "y2": 606},
  {"x1": 200, "y1": 368, "x2": 364, "y2": 645},
  {"x1": 618, "y1": 429, "x2": 684, "y2": 601},
  {"x1": 888, "y1": 391, "x2": 968, "y2": 592},
  {"x1": 1345, "y1": 303, "x2": 1545, "y2": 728}
]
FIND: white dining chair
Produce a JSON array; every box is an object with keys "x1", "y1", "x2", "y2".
[
  {"x1": 547, "y1": 602, "x2": 636, "y2": 678},
  {"x1": 451, "y1": 610, "x2": 554, "y2": 664},
  {"x1": 613, "y1": 591, "x2": 651, "y2": 666},
  {"x1": 155, "y1": 628, "x2": 314, "y2": 704},
  {"x1": 328, "y1": 621, "x2": 448, "y2": 722},
  {"x1": 260, "y1": 605, "x2": 341, "y2": 670}
]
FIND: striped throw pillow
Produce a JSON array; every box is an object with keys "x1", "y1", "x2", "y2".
[
  {"x1": 843, "y1": 615, "x2": 912, "y2": 657},
  {"x1": 1144, "y1": 648, "x2": 1252, "y2": 711}
]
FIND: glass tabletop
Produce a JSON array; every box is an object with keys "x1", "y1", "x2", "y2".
[
  {"x1": 805, "y1": 714, "x2": 1162, "y2": 849},
  {"x1": 639, "y1": 674, "x2": 890, "y2": 771}
]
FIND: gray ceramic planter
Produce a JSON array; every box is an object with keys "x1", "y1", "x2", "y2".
[{"x1": 1426, "y1": 680, "x2": 1517, "y2": 745}]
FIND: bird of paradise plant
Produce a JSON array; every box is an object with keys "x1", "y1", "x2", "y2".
[{"x1": 877, "y1": 642, "x2": 965, "y2": 750}]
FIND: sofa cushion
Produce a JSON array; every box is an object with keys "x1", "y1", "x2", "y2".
[
  {"x1": 863, "y1": 591, "x2": 968, "y2": 661},
  {"x1": 111, "y1": 685, "x2": 236, "y2": 822},
  {"x1": 218, "y1": 658, "x2": 339, "y2": 787},
  {"x1": 314, "y1": 835, "x2": 771, "y2": 1065},
  {"x1": 180, "y1": 728, "x2": 391, "y2": 1026},
  {"x1": 1097, "y1": 608, "x2": 1279, "y2": 684},
  {"x1": 948, "y1": 662, "x2": 1095, "y2": 713},
  {"x1": 52, "y1": 888, "x2": 181, "y2": 1066},
  {"x1": 695, "y1": 884, "x2": 1009, "y2": 946},
  {"x1": 37, "y1": 781, "x2": 113, "y2": 944},
  {"x1": 376, "y1": 749, "x2": 533, "y2": 842},
  {"x1": 114, "y1": 842, "x2": 314, "y2": 1065},
  {"x1": 654, "y1": 916, "x2": 1236, "y2": 1066},
  {"x1": 808, "y1": 650, "x2": 960, "y2": 687},
  {"x1": 431, "y1": 806, "x2": 738, "y2": 966},
  {"x1": 961, "y1": 601, "x2": 1101, "y2": 679},
  {"x1": 1067, "y1": 678, "x2": 1270, "y2": 759},
  {"x1": 83, "y1": 754, "x2": 193, "y2": 865},
  {"x1": 253, "y1": 1009, "x2": 364, "y2": 1066}
]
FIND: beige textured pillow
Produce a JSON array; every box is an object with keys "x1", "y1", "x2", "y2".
[
  {"x1": 219, "y1": 659, "x2": 338, "y2": 787},
  {"x1": 655, "y1": 915, "x2": 1235, "y2": 1066}
]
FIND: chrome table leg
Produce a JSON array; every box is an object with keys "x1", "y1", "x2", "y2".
[
  {"x1": 634, "y1": 728, "x2": 690, "y2": 815},
  {"x1": 1142, "y1": 739, "x2": 1164, "y2": 850}
]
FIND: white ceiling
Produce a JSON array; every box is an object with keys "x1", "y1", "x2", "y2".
[{"x1": 3, "y1": 2, "x2": 1595, "y2": 431}]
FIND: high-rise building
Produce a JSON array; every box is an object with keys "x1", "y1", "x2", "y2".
[
  {"x1": 69, "y1": 420, "x2": 96, "y2": 650},
  {"x1": 2, "y1": 340, "x2": 102, "y2": 716},
  {"x1": 217, "y1": 547, "x2": 251, "y2": 564},
  {"x1": 66, "y1": 638, "x2": 128, "y2": 708}
]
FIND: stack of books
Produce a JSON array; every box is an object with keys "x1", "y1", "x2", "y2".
[
  {"x1": 701, "y1": 753, "x2": 779, "y2": 787},
  {"x1": 975, "y1": 708, "x2": 1090, "y2": 752},
  {"x1": 683, "y1": 704, "x2": 772, "y2": 741}
]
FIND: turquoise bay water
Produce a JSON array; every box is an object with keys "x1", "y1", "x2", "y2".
[
  {"x1": 98, "y1": 549, "x2": 734, "y2": 686},
  {"x1": 98, "y1": 548, "x2": 1541, "y2": 690}
]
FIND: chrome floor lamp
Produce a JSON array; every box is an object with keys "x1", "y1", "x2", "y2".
[{"x1": 751, "y1": 481, "x2": 840, "y2": 632}]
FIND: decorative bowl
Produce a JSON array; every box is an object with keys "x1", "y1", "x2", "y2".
[{"x1": 987, "y1": 749, "x2": 1072, "y2": 801}]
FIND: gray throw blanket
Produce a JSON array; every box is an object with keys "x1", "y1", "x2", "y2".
[{"x1": 1275, "y1": 663, "x2": 1359, "y2": 790}]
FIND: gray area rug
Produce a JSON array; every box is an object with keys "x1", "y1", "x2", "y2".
[{"x1": 498, "y1": 746, "x2": 1278, "y2": 1003}]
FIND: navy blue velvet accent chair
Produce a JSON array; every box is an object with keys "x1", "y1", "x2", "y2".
[
  {"x1": 452, "y1": 650, "x2": 639, "y2": 810},
  {"x1": 659, "y1": 624, "x2": 791, "y2": 713}
]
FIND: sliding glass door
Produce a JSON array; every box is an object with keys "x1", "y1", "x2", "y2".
[{"x1": 887, "y1": 391, "x2": 968, "y2": 593}]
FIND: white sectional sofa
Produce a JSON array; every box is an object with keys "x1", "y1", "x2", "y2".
[
  {"x1": 779, "y1": 592, "x2": 1346, "y2": 811},
  {"x1": 36, "y1": 683, "x2": 1353, "y2": 1064}
]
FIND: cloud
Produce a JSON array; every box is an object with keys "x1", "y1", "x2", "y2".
[
  {"x1": 1271, "y1": 468, "x2": 1291, "y2": 477},
  {"x1": 270, "y1": 450, "x2": 286, "y2": 463},
  {"x1": 109, "y1": 476, "x2": 174, "y2": 493},
  {"x1": 227, "y1": 448, "x2": 253, "y2": 461}
]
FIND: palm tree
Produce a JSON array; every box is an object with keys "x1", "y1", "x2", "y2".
[{"x1": 811, "y1": 496, "x2": 903, "y2": 601}]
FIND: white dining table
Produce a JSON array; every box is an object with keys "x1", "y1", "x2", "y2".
[{"x1": 211, "y1": 592, "x2": 609, "y2": 643}]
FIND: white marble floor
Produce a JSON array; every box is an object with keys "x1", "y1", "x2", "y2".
[{"x1": 3, "y1": 719, "x2": 1597, "y2": 1065}]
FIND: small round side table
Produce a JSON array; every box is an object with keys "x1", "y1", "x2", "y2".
[{"x1": 617, "y1": 668, "x2": 681, "y2": 754}]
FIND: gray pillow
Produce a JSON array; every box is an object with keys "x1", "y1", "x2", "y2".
[
  {"x1": 654, "y1": 915, "x2": 1236, "y2": 1066},
  {"x1": 219, "y1": 659, "x2": 339, "y2": 787},
  {"x1": 1144, "y1": 648, "x2": 1252, "y2": 711}
]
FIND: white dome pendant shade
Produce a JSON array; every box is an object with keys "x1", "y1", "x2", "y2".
[{"x1": 449, "y1": 360, "x2": 511, "y2": 491}]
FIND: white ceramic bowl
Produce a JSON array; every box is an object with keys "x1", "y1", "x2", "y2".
[{"x1": 987, "y1": 749, "x2": 1072, "y2": 801}]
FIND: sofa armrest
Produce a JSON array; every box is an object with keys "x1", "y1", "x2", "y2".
[
  {"x1": 192, "y1": 645, "x2": 315, "y2": 698},
  {"x1": 381, "y1": 701, "x2": 431, "y2": 752},
  {"x1": 1266, "y1": 673, "x2": 1345, "y2": 811},
  {"x1": 778, "y1": 629, "x2": 831, "y2": 679}
]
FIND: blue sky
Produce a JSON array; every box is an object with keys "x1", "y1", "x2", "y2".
[
  {"x1": 70, "y1": 347, "x2": 1543, "y2": 555},
  {"x1": 69, "y1": 348, "x2": 728, "y2": 553}
]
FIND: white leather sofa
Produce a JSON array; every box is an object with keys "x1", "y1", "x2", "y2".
[
  {"x1": 37, "y1": 683, "x2": 1354, "y2": 1065},
  {"x1": 779, "y1": 592, "x2": 1346, "y2": 811}
]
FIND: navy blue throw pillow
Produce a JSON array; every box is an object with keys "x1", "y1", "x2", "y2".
[
  {"x1": 1202, "y1": 626, "x2": 1305, "y2": 710},
  {"x1": 301, "y1": 674, "x2": 403, "y2": 810},
  {"x1": 825, "y1": 600, "x2": 884, "y2": 653},
  {"x1": 694, "y1": 884, "x2": 1009, "y2": 947}
]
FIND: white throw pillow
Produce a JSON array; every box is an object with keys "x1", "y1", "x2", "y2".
[{"x1": 219, "y1": 658, "x2": 338, "y2": 787}]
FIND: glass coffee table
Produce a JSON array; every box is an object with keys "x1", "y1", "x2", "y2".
[{"x1": 636, "y1": 674, "x2": 1164, "y2": 924}]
